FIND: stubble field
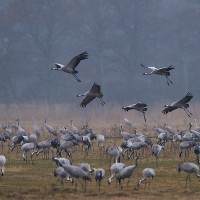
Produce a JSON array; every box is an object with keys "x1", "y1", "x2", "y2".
[{"x1": 0, "y1": 103, "x2": 200, "y2": 200}]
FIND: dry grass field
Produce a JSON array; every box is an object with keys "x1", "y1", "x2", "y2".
[{"x1": 0, "y1": 103, "x2": 200, "y2": 200}]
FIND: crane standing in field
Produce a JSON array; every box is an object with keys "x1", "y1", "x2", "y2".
[
  {"x1": 0, "y1": 155, "x2": 6, "y2": 176},
  {"x1": 79, "y1": 82, "x2": 105, "y2": 107},
  {"x1": 116, "y1": 156, "x2": 139, "y2": 189},
  {"x1": 44, "y1": 118, "x2": 57, "y2": 137},
  {"x1": 51, "y1": 51, "x2": 88, "y2": 82},
  {"x1": 60, "y1": 164, "x2": 91, "y2": 192},
  {"x1": 122, "y1": 102, "x2": 148, "y2": 122},
  {"x1": 137, "y1": 168, "x2": 156, "y2": 189},
  {"x1": 140, "y1": 64, "x2": 174, "y2": 86},
  {"x1": 54, "y1": 166, "x2": 71, "y2": 184},
  {"x1": 162, "y1": 92, "x2": 193, "y2": 117},
  {"x1": 178, "y1": 162, "x2": 200, "y2": 188},
  {"x1": 92, "y1": 168, "x2": 105, "y2": 191},
  {"x1": 108, "y1": 162, "x2": 126, "y2": 184},
  {"x1": 151, "y1": 144, "x2": 164, "y2": 166},
  {"x1": 21, "y1": 142, "x2": 38, "y2": 163},
  {"x1": 106, "y1": 146, "x2": 123, "y2": 163}
]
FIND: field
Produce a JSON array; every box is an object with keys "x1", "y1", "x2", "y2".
[{"x1": 1, "y1": 103, "x2": 200, "y2": 200}]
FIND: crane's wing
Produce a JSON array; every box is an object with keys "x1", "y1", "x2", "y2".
[
  {"x1": 162, "y1": 106, "x2": 177, "y2": 115},
  {"x1": 90, "y1": 82, "x2": 101, "y2": 93},
  {"x1": 136, "y1": 102, "x2": 148, "y2": 111},
  {"x1": 66, "y1": 51, "x2": 88, "y2": 69},
  {"x1": 175, "y1": 92, "x2": 193, "y2": 105},
  {"x1": 80, "y1": 95, "x2": 96, "y2": 107},
  {"x1": 135, "y1": 102, "x2": 147, "y2": 108},
  {"x1": 158, "y1": 65, "x2": 175, "y2": 72}
]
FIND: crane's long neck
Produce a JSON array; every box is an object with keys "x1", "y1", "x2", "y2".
[
  {"x1": 108, "y1": 175, "x2": 114, "y2": 184},
  {"x1": 138, "y1": 177, "x2": 146, "y2": 186}
]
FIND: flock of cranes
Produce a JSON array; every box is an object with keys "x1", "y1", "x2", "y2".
[
  {"x1": 51, "y1": 51, "x2": 193, "y2": 122},
  {"x1": 51, "y1": 52, "x2": 105, "y2": 108},
  {"x1": 1, "y1": 117, "x2": 200, "y2": 193},
  {"x1": 0, "y1": 51, "x2": 198, "y2": 195}
]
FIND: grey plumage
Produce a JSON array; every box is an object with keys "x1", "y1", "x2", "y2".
[
  {"x1": 106, "y1": 146, "x2": 123, "y2": 163},
  {"x1": 0, "y1": 155, "x2": 6, "y2": 176},
  {"x1": 36, "y1": 140, "x2": 54, "y2": 159},
  {"x1": 44, "y1": 118, "x2": 57, "y2": 136},
  {"x1": 108, "y1": 162, "x2": 126, "y2": 184},
  {"x1": 21, "y1": 142, "x2": 37, "y2": 162},
  {"x1": 151, "y1": 144, "x2": 164, "y2": 166},
  {"x1": 54, "y1": 166, "x2": 71, "y2": 184},
  {"x1": 153, "y1": 125, "x2": 164, "y2": 135},
  {"x1": 157, "y1": 132, "x2": 168, "y2": 145},
  {"x1": 120, "y1": 126, "x2": 133, "y2": 141},
  {"x1": 53, "y1": 157, "x2": 71, "y2": 166},
  {"x1": 164, "y1": 123, "x2": 175, "y2": 135},
  {"x1": 189, "y1": 123, "x2": 200, "y2": 138},
  {"x1": 96, "y1": 134, "x2": 105, "y2": 149},
  {"x1": 51, "y1": 51, "x2": 88, "y2": 82},
  {"x1": 162, "y1": 92, "x2": 193, "y2": 117},
  {"x1": 138, "y1": 168, "x2": 156, "y2": 189},
  {"x1": 141, "y1": 64, "x2": 174, "y2": 86},
  {"x1": 93, "y1": 168, "x2": 105, "y2": 191},
  {"x1": 16, "y1": 119, "x2": 26, "y2": 135},
  {"x1": 78, "y1": 163, "x2": 93, "y2": 173},
  {"x1": 117, "y1": 156, "x2": 139, "y2": 189},
  {"x1": 70, "y1": 120, "x2": 79, "y2": 134},
  {"x1": 79, "y1": 82, "x2": 105, "y2": 107},
  {"x1": 179, "y1": 140, "x2": 196, "y2": 159},
  {"x1": 56, "y1": 140, "x2": 78, "y2": 158},
  {"x1": 122, "y1": 102, "x2": 147, "y2": 122},
  {"x1": 178, "y1": 162, "x2": 200, "y2": 188},
  {"x1": 33, "y1": 124, "x2": 41, "y2": 138},
  {"x1": 61, "y1": 164, "x2": 91, "y2": 192}
]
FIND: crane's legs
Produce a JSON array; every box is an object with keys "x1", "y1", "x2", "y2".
[
  {"x1": 72, "y1": 73, "x2": 81, "y2": 82},
  {"x1": 183, "y1": 108, "x2": 193, "y2": 117},
  {"x1": 185, "y1": 174, "x2": 191, "y2": 189},
  {"x1": 142, "y1": 112, "x2": 147, "y2": 122},
  {"x1": 98, "y1": 180, "x2": 101, "y2": 191},
  {"x1": 186, "y1": 108, "x2": 193, "y2": 116},
  {"x1": 99, "y1": 97, "x2": 105, "y2": 106},
  {"x1": 165, "y1": 76, "x2": 173, "y2": 86}
]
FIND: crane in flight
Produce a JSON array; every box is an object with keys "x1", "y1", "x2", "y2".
[
  {"x1": 141, "y1": 64, "x2": 174, "y2": 86},
  {"x1": 51, "y1": 51, "x2": 88, "y2": 82},
  {"x1": 162, "y1": 92, "x2": 193, "y2": 117},
  {"x1": 78, "y1": 82, "x2": 105, "y2": 107}
]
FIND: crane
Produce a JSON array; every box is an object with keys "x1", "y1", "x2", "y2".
[
  {"x1": 162, "y1": 92, "x2": 193, "y2": 117},
  {"x1": 141, "y1": 64, "x2": 174, "y2": 86},
  {"x1": 122, "y1": 102, "x2": 147, "y2": 122},
  {"x1": 79, "y1": 82, "x2": 105, "y2": 107},
  {"x1": 51, "y1": 51, "x2": 88, "y2": 82}
]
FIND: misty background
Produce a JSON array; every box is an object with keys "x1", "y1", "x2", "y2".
[{"x1": 1, "y1": 0, "x2": 200, "y2": 114}]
